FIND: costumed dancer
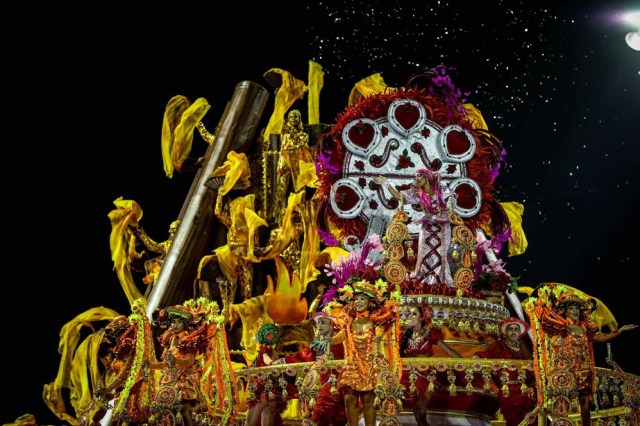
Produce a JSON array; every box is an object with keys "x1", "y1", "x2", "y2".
[
  {"x1": 474, "y1": 317, "x2": 535, "y2": 426},
  {"x1": 150, "y1": 304, "x2": 209, "y2": 426},
  {"x1": 330, "y1": 278, "x2": 400, "y2": 426},
  {"x1": 375, "y1": 169, "x2": 456, "y2": 286},
  {"x1": 245, "y1": 323, "x2": 289, "y2": 426},
  {"x1": 400, "y1": 303, "x2": 461, "y2": 426},
  {"x1": 285, "y1": 311, "x2": 347, "y2": 426},
  {"x1": 540, "y1": 293, "x2": 637, "y2": 426},
  {"x1": 319, "y1": 233, "x2": 402, "y2": 426}
]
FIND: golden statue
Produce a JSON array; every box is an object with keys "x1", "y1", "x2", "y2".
[
  {"x1": 131, "y1": 220, "x2": 180, "y2": 288},
  {"x1": 273, "y1": 109, "x2": 312, "y2": 226}
]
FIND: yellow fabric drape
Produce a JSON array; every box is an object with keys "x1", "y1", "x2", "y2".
[
  {"x1": 462, "y1": 103, "x2": 488, "y2": 130},
  {"x1": 307, "y1": 60, "x2": 324, "y2": 125},
  {"x1": 161, "y1": 95, "x2": 190, "y2": 178},
  {"x1": 518, "y1": 286, "x2": 535, "y2": 297},
  {"x1": 295, "y1": 159, "x2": 319, "y2": 190},
  {"x1": 4, "y1": 414, "x2": 38, "y2": 426},
  {"x1": 262, "y1": 68, "x2": 307, "y2": 139},
  {"x1": 229, "y1": 294, "x2": 272, "y2": 365},
  {"x1": 501, "y1": 201, "x2": 528, "y2": 256},
  {"x1": 298, "y1": 200, "x2": 320, "y2": 293},
  {"x1": 108, "y1": 197, "x2": 145, "y2": 305},
  {"x1": 43, "y1": 307, "x2": 120, "y2": 423},
  {"x1": 198, "y1": 194, "x2": 268, "y2": 280},
  {"x1": 171, "y1": 97, "x2": 210, "y2": 172},
  {"x1": 161, "y1": 95, "x2": 211, "y2": 178},
  {"x1": 208, "y1": 151, "x2": 252, "y2": 195},
  {"x1": 243, "y1": 195, "x2": 269, "y2": 263},
  {"x1": 202, "y1": 244, "x2": 234, "y2": 281},
  {"x1": 262, "y1": 191, "x2": 306, "y2": 259},
  {"x1": 68, "y1": 330, "x2": 106, "y2": 414},
  {"x1": 320, "y1": 246, "x2": 350, "y2": 264},
  {"x1": 348, "y1": 72, "x2": 394, "y2": 106}
]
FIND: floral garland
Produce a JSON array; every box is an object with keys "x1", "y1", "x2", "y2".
[
  {"x1": 192, "y1": 298, "x2": 238, "y2": 425},
  {"x1": 113, "y1": 299, "x2": 154, "y2": 420}
]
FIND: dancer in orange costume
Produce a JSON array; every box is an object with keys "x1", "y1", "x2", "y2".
[
  {"x1": 533, "y1": 289, "x2": 638, "y2": 426},
  {"x1": 151, "y1": 304, "x2": 210, "y2": 426},
  {"x1": 332, "y1": 280, "x2": 399, "y2": 426}
]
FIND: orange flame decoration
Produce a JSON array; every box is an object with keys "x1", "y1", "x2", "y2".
[{"x1": 266, "y1": 256, "x2": 308, "y2": 324}]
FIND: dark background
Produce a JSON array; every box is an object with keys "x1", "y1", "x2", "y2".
[{"x1": 6, "y1": 1, "x2": 639, "y2": 424}]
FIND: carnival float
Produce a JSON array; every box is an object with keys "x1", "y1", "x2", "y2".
[{"x1": 37, "y1": 62, "x2": 639, "y2": 426}]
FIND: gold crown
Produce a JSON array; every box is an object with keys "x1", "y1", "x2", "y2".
[
  {"x1": 166, "y1": 305, "x2": 193, "y2": 321},
  {"x1": 352, "y1": 281, "x2": 377, "y2": 299}
]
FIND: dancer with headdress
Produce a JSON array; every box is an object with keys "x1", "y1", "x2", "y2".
[
  {"x1": 541, "y1": 293, "x2": 637, "y2": 426},
  {"x1": 245, "y1": 323, "x2": 289, "y2": 426},
  {"x1": 375, "y1": 169, "x2": 456, "y2": 286},
  {"x1": 151, "y1": 304, "x2": 209, "y2": 426},
  {"x1": 525, "y1": 285, "x2": 638, "y2": 426},
  {"x1": 285, "y1": 311, "x2": 347, "y2": 426}
]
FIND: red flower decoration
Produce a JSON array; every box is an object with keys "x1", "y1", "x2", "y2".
[
  {"x1": 472, "y1": 271, "x2": 518, "y2": 293},
  {"x1": 396, "y1": 149, "x2": 415, "y2": 170},
  {"x1": 355, "y1": 160, "x2": 365, "y2": 171}
]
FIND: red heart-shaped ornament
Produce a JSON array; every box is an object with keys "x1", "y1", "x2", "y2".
[
  {"x1": 394, "y1": 102, "x2": 420, "y2": 130},
  {"x1": 446, "y1": 130, "x2": 471, "y2": 155},
  {"x1": 334, "y1": 184, "x2": 361, "y2": 211},
  {"x1": 347, "y1": 121, "x2": 376, "y2": 149},
  {"x1": 454, "y1": 182, "x2": 478, "y2": 210}
]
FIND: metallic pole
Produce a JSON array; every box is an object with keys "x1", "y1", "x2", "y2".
[
  {"x1": 145, "y1": 80, "x2": 269, "y2": 318},
  {"x1": 100, "y1": 81, "x2": 268, "y2": 426}
]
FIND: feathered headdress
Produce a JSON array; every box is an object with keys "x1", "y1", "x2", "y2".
[{"x1": 321, "y1": 234, "x2": 385, "y2": 307}]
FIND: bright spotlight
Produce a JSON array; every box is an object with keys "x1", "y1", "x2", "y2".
[
  {"x1": 624, "y1": 11, "x2": 640, "y2": 51},
  {"x1": 624, "y1": 11, "x2": 640, "y2": 26},
  {"x1": 626, "y1": 30, "x2": 640, "y2": 51}
]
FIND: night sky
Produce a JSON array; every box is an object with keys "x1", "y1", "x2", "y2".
[{"x1": 7, "y1": 1, "x2": 639, "y2": 424}]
